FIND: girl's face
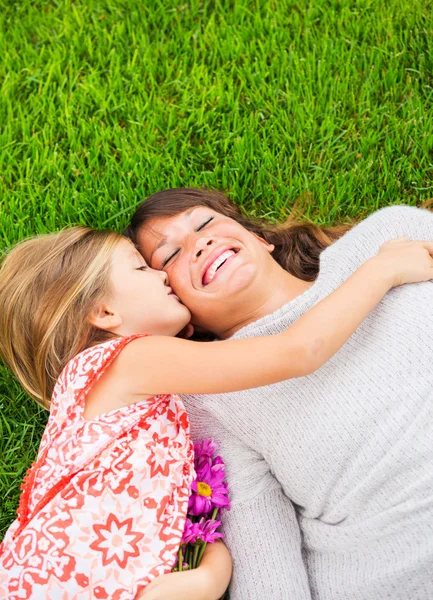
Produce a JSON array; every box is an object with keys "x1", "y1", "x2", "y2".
[
  {"x1": 136, "y1": 207, "x2": 275, "y2": 331},
  {"x1": 104, "y1": 239, "x2": 191, "y2": 337}
]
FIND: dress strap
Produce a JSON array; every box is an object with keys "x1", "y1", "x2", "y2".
[
  {"x1": 52, "y1": 334, "x2": 148, "y2": 421},
  {"x1": 16, "y1": 334, "x2": 148, "y2": 535}
]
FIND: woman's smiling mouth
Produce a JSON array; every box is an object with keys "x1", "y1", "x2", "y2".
[{"x1": 202, "y1": 248, "x2": 240, "y2": 286}]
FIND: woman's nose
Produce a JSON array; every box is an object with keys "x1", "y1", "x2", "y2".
[{"x1": 193, "y1": 237, "x2": 214, "y2": 261}]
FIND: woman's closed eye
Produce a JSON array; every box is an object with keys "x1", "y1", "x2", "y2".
[
  {"x1": 162, "y1": 217, "x2": 215, "y2": 267},
  {"x1": 196, "y1": 216, "x2": 214, "y2": 231},
  {"x1": 162, "y1": 249, "x2": 179, "y2": 267}
]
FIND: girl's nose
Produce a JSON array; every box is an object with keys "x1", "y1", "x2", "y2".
[
  {"x1": 193, "y1": 237, "x2": 214, "y2": 261},
  {"x1": 158, "y1": 269, "x2": 169, "y2": 285}
]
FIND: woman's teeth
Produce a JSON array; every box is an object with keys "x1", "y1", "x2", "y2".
[{"x1": 203, "y1": 250, "x2": 236, "y2": 285}]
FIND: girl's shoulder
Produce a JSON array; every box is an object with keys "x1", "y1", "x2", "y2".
[{"x1": 51, "y1": 334, "x2": 147, "y2": 420}]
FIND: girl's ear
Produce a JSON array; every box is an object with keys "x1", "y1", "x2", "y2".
[
  {"x1": 88, "y1": 304, "x2": 122, "y2": 331},
  {"x1": 251, "y1": 232, "x2": 275, "y2": 253}
]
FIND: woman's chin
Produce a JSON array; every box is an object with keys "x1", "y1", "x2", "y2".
[
  {"x1": 191, "y1": 263, "x2": 258, "y2": 315},
  {"x1": 214, "y1": 262, "x2": 257, "y2": 296}
]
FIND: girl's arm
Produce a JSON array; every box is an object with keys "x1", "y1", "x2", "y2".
[
  {"x1": 136, "y1": 541, "x2": 232, "y2": 600},
  {"x1": 114, "y1": 238, "x2": 433, "y2": 396},
  {"x1": 121, "y1": 239, "x2": 433, "y2": 395}
]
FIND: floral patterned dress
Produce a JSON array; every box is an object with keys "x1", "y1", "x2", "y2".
[{"x1": 0, "y1": 335, "x2": 195, "y2": 599}]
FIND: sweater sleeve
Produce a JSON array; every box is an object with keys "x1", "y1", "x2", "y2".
[
  {"x1": 318, "y1": 204, "x2": 433, "y2": 284},
  {"x1": 183, "y1": 396, "x2": 312, "y2": 599},
  {"x1": 223, "y1": 488, "x2": 313, "y2": 600},
  {"x1": 357, "y1": 204, "x2": 433, "y2": 243}
]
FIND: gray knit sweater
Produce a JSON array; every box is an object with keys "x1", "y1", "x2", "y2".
[{"x1": 184, "y1": 205, "x2": 433, "y2": 600}]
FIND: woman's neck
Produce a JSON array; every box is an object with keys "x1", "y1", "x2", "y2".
[{"x1": 215, "y1": 268, "x2": 314, "y2": 339}]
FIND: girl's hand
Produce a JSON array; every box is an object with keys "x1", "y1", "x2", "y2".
[
  {"x1": 136, "y1": 568, "x2": 210, "y2": 600},
  {"x1": 136, "y1": 541, "x2": 232, "y2": 600},
  {"x1": 373, "y1": 237, "x2": 433, "y2": 287}
]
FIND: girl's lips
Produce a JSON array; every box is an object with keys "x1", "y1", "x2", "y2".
[{"x1": 202, "y1": 250, "x2": 239, "y2": 286}]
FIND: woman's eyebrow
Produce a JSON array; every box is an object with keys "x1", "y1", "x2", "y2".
[
  {"x1": 149, "y1": 208, "x2": 199, "y2": 261},
  {"x1": 150, "y1": 238, "x2": 168, "y2": 262}
]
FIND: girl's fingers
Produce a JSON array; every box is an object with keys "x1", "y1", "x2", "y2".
[
  {"x1": 419, "y1": 241, "x2": 433, "y2": 256},
  {"x1": 385, "y1": 237, "x2": 408, "y2": 243}
]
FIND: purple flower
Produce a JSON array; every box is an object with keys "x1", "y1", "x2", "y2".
[
  {"x1": 188, "y1": 439, "x2": 230, "y2": 517},
  {"x1": 188, "y1": 461, "x2": 230, "y2": 515},
  {"x1": 197, "y1": 517, "x2": 224, "y2": 543},
  {"x1": 194, "y1": 440, "x2": 219, "y2": 471},
  {"x1": 210, "y1": 455, "x2": 225, "y2": 472},
  {"x1": 178, "y1": 440, "x2": 230, "y2": 573},
  {"x1": 181, "y1": 518, "x2": 202, "y2": 545}
]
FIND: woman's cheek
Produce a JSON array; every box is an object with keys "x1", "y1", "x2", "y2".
[{"x1": 167, "y1": 268, "x2": 191, "y2": 300}]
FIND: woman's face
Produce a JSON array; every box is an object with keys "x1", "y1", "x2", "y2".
[{"x1": 136, "y1": 207, "x2": 275, "y2": 330}]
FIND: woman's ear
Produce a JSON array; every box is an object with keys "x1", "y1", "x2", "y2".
[
  {"x1": 88, "y1": 304, "x2": 122, "y2": 331},
  {"x1": 251, "y1": 232, "x2": 275, "y2": 253}
]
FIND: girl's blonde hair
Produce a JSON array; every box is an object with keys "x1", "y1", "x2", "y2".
[{"x1": 0, "y1": 227, "x2": 123, "y2": 409}]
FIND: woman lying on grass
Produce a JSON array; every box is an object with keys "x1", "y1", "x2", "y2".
[
  {"x1": 0, "y1": 225, "x2": 432, "y2": 599},
  {"x1": 128, "y1": 189, "x2": 433, "y2": 600}
]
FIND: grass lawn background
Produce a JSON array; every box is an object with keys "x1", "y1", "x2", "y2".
[{"x1": 1, "y1": 0, "x2": 433, "y2": 539}]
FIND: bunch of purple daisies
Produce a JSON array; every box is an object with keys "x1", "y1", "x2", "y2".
[{"x1": 175, "y1": 439, "x2": 230, "y2": 572}]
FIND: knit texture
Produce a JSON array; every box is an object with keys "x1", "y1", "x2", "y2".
[{"x1": 184, "y1": 205, "x2": 433, "y2": 600}]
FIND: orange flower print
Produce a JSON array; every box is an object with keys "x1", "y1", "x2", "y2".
[
  {"x1": 90, "y1": 514, "x2": 144, "y2": 568},
  {"x1": 0, "y1": 336, "x2": 194, "y2": 598},
  {"x1": 148, "y1": 436, "x2": 172, "y2": 478}
]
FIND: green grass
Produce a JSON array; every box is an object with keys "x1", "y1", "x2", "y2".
[{"x1": 1, "y1": 0, "x2": 433, "y2": 538}]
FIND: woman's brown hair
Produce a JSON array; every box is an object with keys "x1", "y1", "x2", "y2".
[
  {"x1": 125, "y1": 188, "x2": 353, "y2": 282},
  {"x1": 0, "y1": 227, "x2": 122, "y2": 409}
]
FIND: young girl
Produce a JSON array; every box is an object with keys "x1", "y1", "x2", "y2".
[{"x1": 0, "y1": 227, "x2": 432, "y2": 600}]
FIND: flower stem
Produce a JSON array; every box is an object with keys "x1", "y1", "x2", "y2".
[
  {"x1": 192, "y1": 542, "x2": 200, "y2": 569},
  {"x1": 178, "y1": 546, "x2": 183, "y2": 572},
  {"x1": 188, "y1": 544, "x2": 193, "y2": 566},
  {"x1": 197, "y1": 508, "x2": 219, "y2": 565}
]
